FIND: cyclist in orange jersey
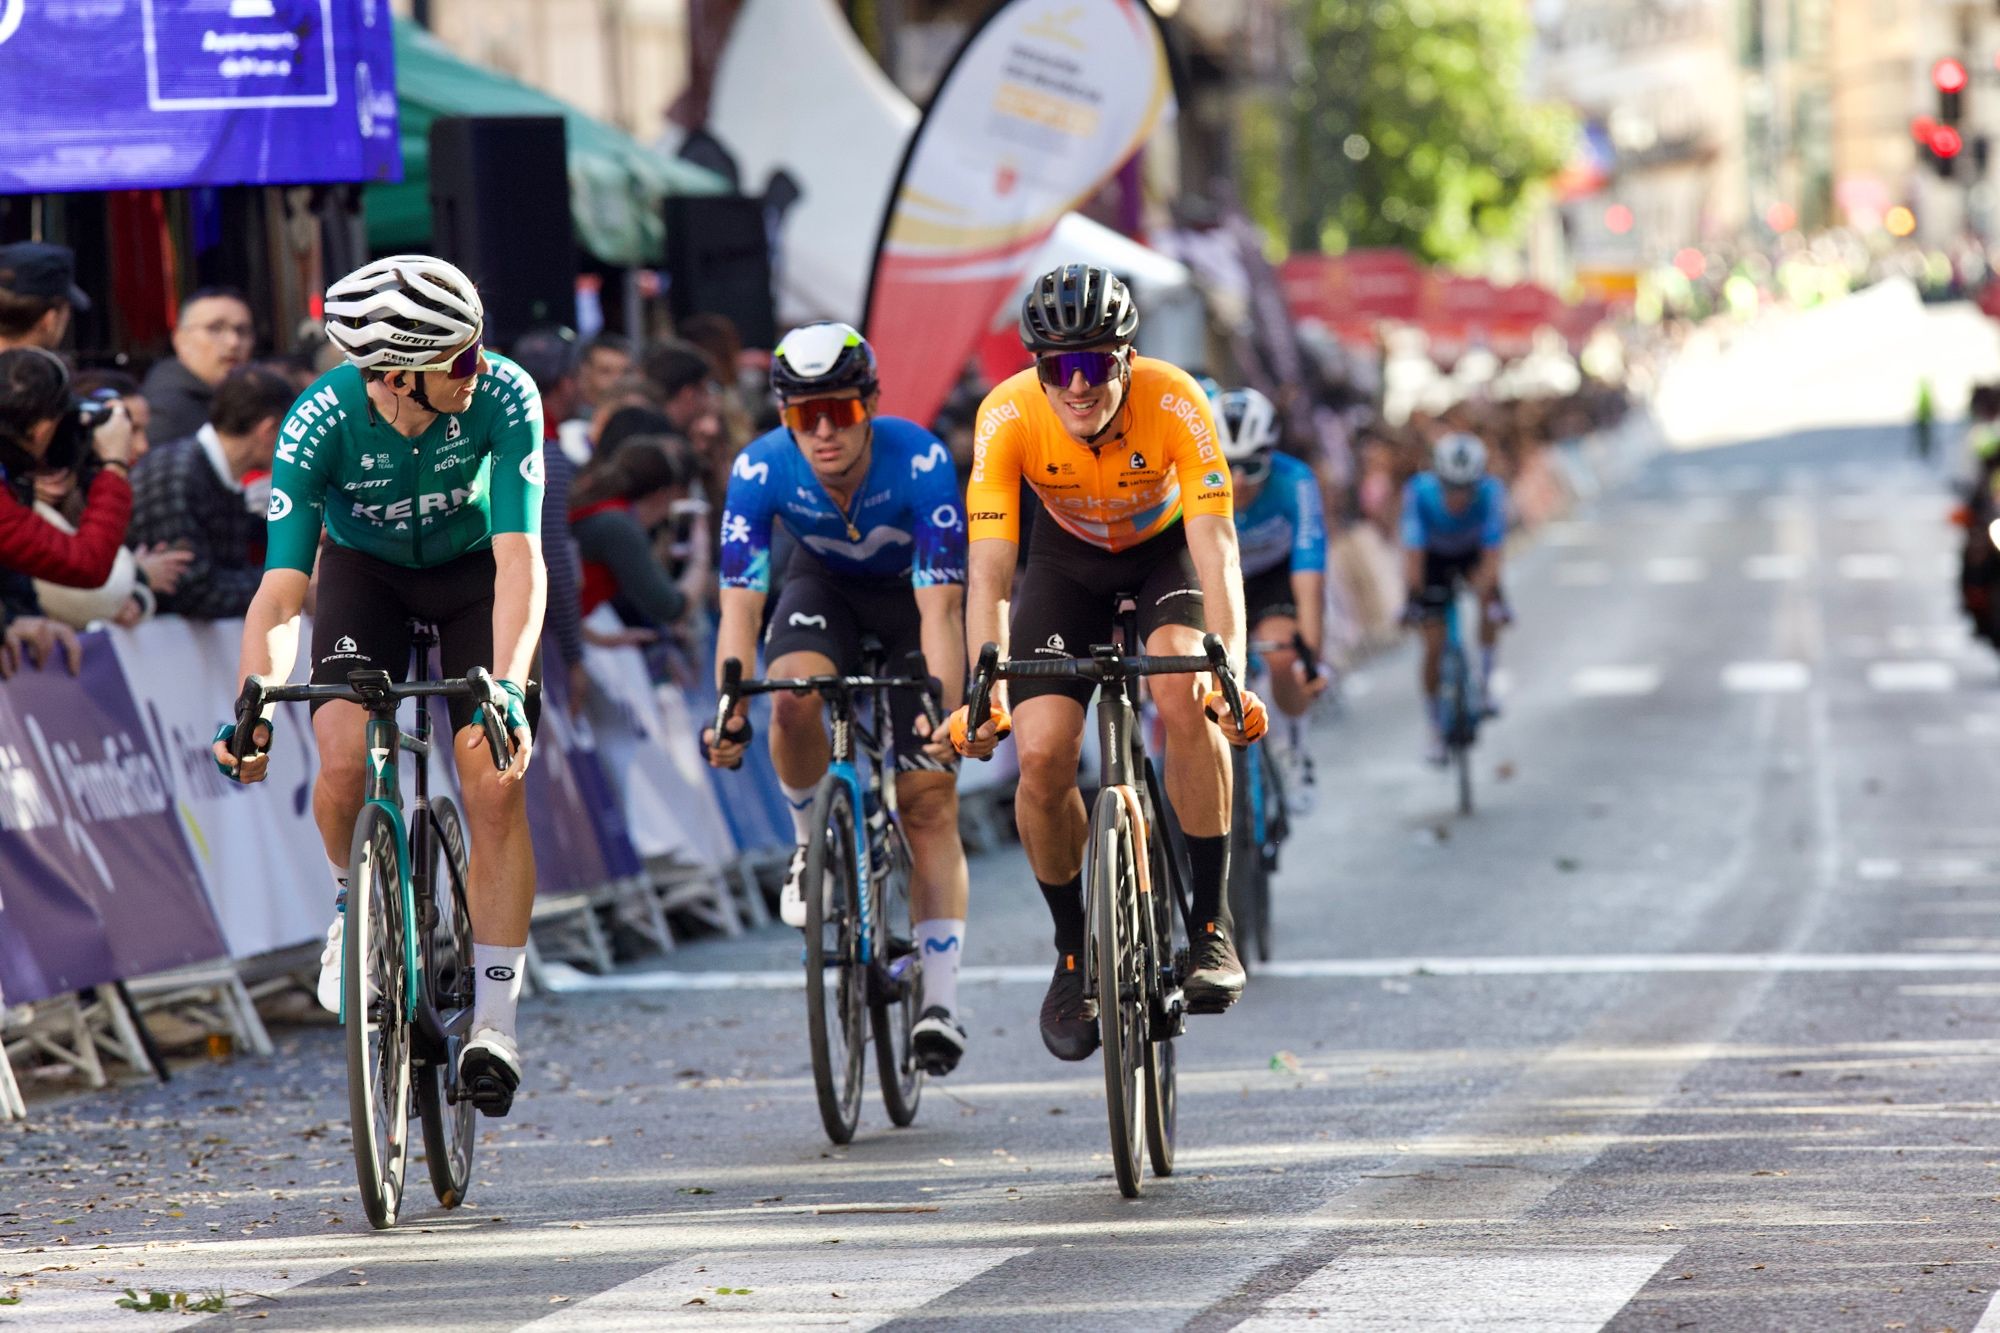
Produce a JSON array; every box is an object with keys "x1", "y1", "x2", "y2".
[{"x1": 938, "y1": 264, "x2": 1267, "y2": 1062}]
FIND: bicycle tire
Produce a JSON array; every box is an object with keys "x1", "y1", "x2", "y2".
[
  {"x1": 871, "y1": 819, "x2": 923, "y2": 1127},
  {"x1": 1226, "y1": 749, "x2": 1264, "y2": 975},
  {"x1": 1143, "y1": 812, "x2": 1180, "y2": 1178},
  {"x1": 1090, "y1": 786, "x2": 1147, "y2": 1198},
  {"x1": 415, "y1": 796, "x2": 476, "y2": 1209},
  {"x1": 345, "y1": 805, "x2": 411, "y2": 1230},
  {"x1": 1441, "y1": 644, "x2": 1476, "y2": 816},
  {"x1": 804, "y1": 779, "x2": 866, "y2": 1145}
]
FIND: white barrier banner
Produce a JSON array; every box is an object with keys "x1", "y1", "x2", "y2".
[
  {"x1": 109, "y1": 618, "x2": 329, "y2": 958},
  {"x1": 582, "y1": 618, "x2": 702, "y2": 863}
]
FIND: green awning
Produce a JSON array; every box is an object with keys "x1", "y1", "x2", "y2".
[{"x1": 365, "y1": 18, "x2": 726, "y2": 267}]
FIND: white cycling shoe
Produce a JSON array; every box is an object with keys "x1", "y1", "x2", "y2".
[
  {"x1": 912, "y1": 1006, "x2": 968, "y2": 1076},
  {"x1": 459, "y1": 1026, "x2": 522, "y2": 1118},
  {"x1": 779, "y1": 845, "x2": 837, "y2": 928},
  {"x1": 315, "y1": 913, "x2": 343, "y2": 1014}
]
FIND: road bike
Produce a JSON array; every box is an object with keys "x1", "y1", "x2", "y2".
[
  {"x1": 966, "y1": 610, "x2": 1248, "y2": 1198},
  {"x1": 1423, "y1": 585, "x2": 1483, "y2": 815},
  {"x1": 229, "y1": 624, "x2": 511, "y2": 1229},
  {"x1": 1228, "y1": 636, "x2": 1310, "y2": 970},
  {"x1": 713, "y1": 642, "x2": 938, "y2": 1145}
]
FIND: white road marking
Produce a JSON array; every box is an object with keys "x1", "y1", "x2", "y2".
[
  {"x1": 1643, "y1": 556, "x2": 1706, "y2": 584},
  {"x1": 1857, "y1": 858, "x2": 1902, "y2": 881},
  {"x1": 0, "y1": 1248, "x2": 347, "y2": 1330},
  {"x1": 1837, "y1": 553, "x2": 1902, "y2": 580},
  {"x1": 1867, "y1": 660, "x2": 1957, "y2": 692},
  {"x1": 1235, "y1": 1248, "x2": 1680, "y2": 1332},
  {"x1": 1744, "y1": 553, "x2": 1807, "y2": 581},
  {"x1": 1555, "y1": 561, "x2": 1612, "y2": 587},
  {"x1": 516, "y1": 1246, "x2": 1027, "y2": 1332},
  {"x1": 1722, "y1": 660, "x2": 1811, "y2": 693},
  {"x1": 1972, "y1": 1287, "x2": 2000, "y2": 1331},
  {"x1": 1542, "y1": 521, "x2": 1596, "y2": 547},
  {"x1": 542, "y1": 954, "x2": 2000, "y2": 993},
  {"x1": 1570, "y1": 665, "x2": 1663, "y2": 698}
]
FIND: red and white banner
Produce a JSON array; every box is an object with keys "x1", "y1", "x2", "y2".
[{"x1": 862, "y1": 0, "x2": 1176, "y2": 427}]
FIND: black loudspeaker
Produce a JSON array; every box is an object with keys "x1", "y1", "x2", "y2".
[
  {"x1": 663, "y1": 194, "x2": 776, "y2": 349},
  {"x1": 429, "y1": 116, "x2": 575, "y2": 348}
]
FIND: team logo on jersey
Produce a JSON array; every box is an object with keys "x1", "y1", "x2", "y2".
[
  {"x1": 1130, "y1": 451, "x2": 1146, "y2": 470},
  {"x1": 732, "y1": 455, "x2": 770, "y2": 484},
  {"x1": 931, "y1": 504, "x2": 961, "y2": 530},
  {"x1": 721, "y1": 513, "x2": 752, "y2": 545},
  {"x1": 1203, "y1": 471, "x2": 1226, "y2": 489},
  {"x1": 267, "y1": 488, "x2": 293, "y2": 521},
  {"x1": 911, "y1": 441, "x2": 951, "y2": 476},
  {"x1": 446, "y1": 415, "x2": 462, "y2": 441},
  {"x1": 520, "y1": 451, "x2": 544, "y2": 486},
  {"x1": 360, "y1": 454, "x2": 374, "y2": 470}
]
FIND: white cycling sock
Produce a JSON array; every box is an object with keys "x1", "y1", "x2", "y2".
[
  {"x1": 327, "y1": 856, "x2": 349, "y2": 897},
  {"x1": 779, "y1": 780, "x2": 816, "y2": 845},
  {"x1": 1481, "y1": 645, "x2": 1497, "y2": 691},
  {"x1": 1284, "y1": 712, "x2": 1307, "y2": 751},
  {"x1": 472, "y1": 944, "x2": 526, "y2": 1037},
  {"x1": 916, "y1": 918, "x2": 964, "y2": 1017}
]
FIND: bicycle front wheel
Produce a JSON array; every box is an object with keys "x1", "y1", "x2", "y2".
[
  {"x1": 1226, "y1": 749, "x2": 1266, "y2": 975},
  {"x1": 345, "y1": 805, "x2": 412, "y2": 1230},
  {"x1": 414, "y1": 796, "x2": 476, "y2": 1209},
  {"x1": 1090, "y1": 786, "x2": 1147, "y2": 1198},
  {"x1": 804, "y1": 779, "x2": 866, "y2": 1145},
  {"x1": 1143, "y1": 810, "x2": 1181, "y2": 1179},
  {"x1": 871, "y1": 819, "x2": 923, "y2": 1127}
]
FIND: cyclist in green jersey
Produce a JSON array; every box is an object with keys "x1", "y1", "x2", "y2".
[{"x1": 210, "y1": 256, "x2": 547, "y2": 1117}]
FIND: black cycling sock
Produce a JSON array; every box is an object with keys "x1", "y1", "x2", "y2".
[
  {"x1": 1039, "y1": 874, "x2": 1086, "y2": 955},
  {"x1": 1187, "y1": 834, "x2": 1231, "y2": 932}
]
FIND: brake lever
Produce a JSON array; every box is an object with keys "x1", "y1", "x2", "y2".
[
  {"x1": 712, "y1": 658, "x2": 745, "y2": 770},
  {"x1": 1202, "y1": 633, "x2": 1247, "y2": 733},
  {"x1": 466, "y1": 667, "x2": 511, "y2": 772},
  {"x1": 231, "y1": 674, "x2": 269, "y2": 762},
  {"x1": 964, "y1": 643, "x2": 999, "y2": 763}
]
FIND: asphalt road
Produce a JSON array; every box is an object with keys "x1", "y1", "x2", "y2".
[{"x1": 8, "y1": 415, "x2": 2000, "y2": 1331}]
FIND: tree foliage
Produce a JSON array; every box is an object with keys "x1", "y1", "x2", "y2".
[{"x1": 1281, "y1": 0, "x2": 1570, "y2": 264}]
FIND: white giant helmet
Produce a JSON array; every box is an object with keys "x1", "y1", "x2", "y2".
[
  {"x1": 1215, "y1": 387, "x2": 1281, "y2": 462},
  {"x1": 1432, "y1": 431, "x2": 1488, "y2": 486},
  {"x1": 323, "y1": 255, "x2": 483, "y2": 371}
]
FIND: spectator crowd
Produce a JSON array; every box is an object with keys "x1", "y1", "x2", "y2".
[{"x1": 0, "y1": 236, "x2": 1635, "y2": 700}]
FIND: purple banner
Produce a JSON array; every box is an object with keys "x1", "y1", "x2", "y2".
[
  {"x1": 0, "y1": 635, "x2": 227, "y2": 1005},
  {"x1": 527, "y1": 670, "x2": 630, "y2": 894}
]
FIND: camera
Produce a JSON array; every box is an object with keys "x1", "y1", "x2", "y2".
[{"x1": 40, "y1": 388, "x2": 121, "y2": 476}]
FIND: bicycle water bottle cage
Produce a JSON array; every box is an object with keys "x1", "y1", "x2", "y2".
[{"x1": 346, "y1": 668, "x2": 396, "y2": 703}]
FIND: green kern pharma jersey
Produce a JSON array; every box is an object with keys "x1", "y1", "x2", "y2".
[{"x1": 265, "y1": 354, "x2": 545, "y2": 573}]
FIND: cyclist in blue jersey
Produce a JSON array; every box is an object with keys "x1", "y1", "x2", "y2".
[
  {"x1": 1401, "y1": 432, "x2": 1510, "y2": 765},
  {"x1": 701, "y1": 323, "x2": 973, "y2": 1074},
  {"x1": 1218, "y1": 388, "x2": 1328, "y2": 803}
]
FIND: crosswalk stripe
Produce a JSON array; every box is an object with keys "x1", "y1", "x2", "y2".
[
  {"x1": 0, "y1": 1250, "x2": 347, "y2": 1329},
  {"x1": 1744, "y1": 553, "x2": 1806, "y2": 580},
  {"x1": 1975, "y1": 1285, "x2": 2000, "y2": 1331},
  {"x1": 1233, "y1": 1248, "x2": 1679, "y2": 1331},
  {"x1": 1722, "y1": 660, "x2": 1811, "y2": 693},
  {"x1": 1570, "y1": 665, "x2": 1662, "y2": 697},
  {"x1": 1643, "y1": 556, "x2": 1706, "y2": 584},
  {"x1": 514, "y1": 1246, "x2": 1027, "y2": 1331},
  {"x1": 1866, "y1": 660, "x2": 1957, "y2": 692},
  {"x1": 1837, "y1": 553, "x2": 1902, "y2": 580}
]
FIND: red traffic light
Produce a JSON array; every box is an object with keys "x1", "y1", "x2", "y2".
[
  {"x1": 1933, "y1": 124, "x2": 1966, "y2": 158},
  {"x1": 1935, "y1": 57, "x2": 1969, "y2": 94}
]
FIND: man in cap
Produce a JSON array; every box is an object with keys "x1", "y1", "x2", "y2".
[{"x1": 0, "y1": 242, "x2": 90, "y2": 351}]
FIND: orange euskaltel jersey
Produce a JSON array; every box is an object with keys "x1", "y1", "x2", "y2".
[{"x1": 966, "y1": 357, "x2": 1232, "y2": 553}]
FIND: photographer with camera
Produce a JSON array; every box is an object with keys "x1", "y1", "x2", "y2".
[{"x1": 0, "y1": 347, "x2": 137, "y2": 599}]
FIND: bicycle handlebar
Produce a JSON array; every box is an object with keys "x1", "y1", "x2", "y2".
[
  {"x1": 711, "y1": 656, "x2": 942, "y2": 771},
  {"x1": 965, "y1": 632, "x2": 1246, "y2": 737},
  {"x1": 234, "y1": 667, "x2": 513, "y2": 772}
]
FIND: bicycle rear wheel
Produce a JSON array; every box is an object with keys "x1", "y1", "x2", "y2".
[
  {"x1": 871, "y1": 819, "x2": 923, "y2": 1127},
  {"x1": 345, "y1": 805, "x2": 412, "y2": 1230},
  {"x1": 1090, "y1": 787, "x2": 1147, "y2": 1198},
  {"x1": 1226, "y1": 749, "x2": 1270, "y2": 972},
  {"x1": 804, "y1": 779, "x2": 866, "y2": 1145},
  {"x1": 414, "y1": 796, "x2": 476, "y2": 1209},
  {"x1": 1441, "y1": 647, "x2": 1476, "y2": 816}
]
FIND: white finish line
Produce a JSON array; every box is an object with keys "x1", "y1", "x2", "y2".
[{"x1": 539, "y1": 953, "x2": 2000, "y2": 993}]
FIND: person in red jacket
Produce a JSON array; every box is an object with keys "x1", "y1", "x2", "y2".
[{"x1": 0, "y1": 347, "x2": 137, "y2": 591}]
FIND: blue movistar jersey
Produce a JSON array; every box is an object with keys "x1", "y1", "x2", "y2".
[
  {"x1": 719, "y1": 417, "x2": 967, "y2": 591},
  {"x1": 1235, "y1": 452, "x2": 1327, "y2": 579},
  {"x1": 1400, "y1": 472, "x2": 1507, "y2": 558}
]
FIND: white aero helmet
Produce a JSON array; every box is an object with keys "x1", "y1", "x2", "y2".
[
  {"x1": 323, "y1": 255, "x2": 483, "y2": 371},
  {"x1": 1433, "y1": 431, "x2": 1487, "y2": 486},
  {"x1": 1216, "y1": 387, "x2": 1280, "y2": 462}
]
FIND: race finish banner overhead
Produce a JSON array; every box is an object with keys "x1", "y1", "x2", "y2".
[
  {"x1": 0, "y1": 0, "x2": 400, "y2": 192},
  {"x1": 862, "y1": 0, "x2": 1175, "y2": 427}
]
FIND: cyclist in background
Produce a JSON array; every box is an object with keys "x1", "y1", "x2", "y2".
[
  {"x1": 212, "y1": 256, "x2": 545, "y2": 1118},
  {"x1": 1401, "y1": 431, "x2": 1509, "y2": 766},
  {"x1": 947, "y1": 265, "x2": 1266, "y2": 1061},
  {"x1": 1218, "y1": 387, "x2": 1327, "y2": 805},
  {"x1": 702, "y1": 322, "x2": 974, "y2": 1075}
]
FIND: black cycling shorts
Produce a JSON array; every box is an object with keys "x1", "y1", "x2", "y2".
[
  {"x1": 1007, "y1": 517, "x2": 1206, "y2": 706},
  {"x1": 310, "y1": 540, "x2": 542, "y2": 736},
  {"x1": 1243, "y1": 564, "x2": 1297, "y2": 625},
  {"x1": 763, "y1": 550, "x2": 952, "y2": 774}
]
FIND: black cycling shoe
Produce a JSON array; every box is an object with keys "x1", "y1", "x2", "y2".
[
  {"x1": 912, "y1": 1006, "x2": 968, "y2": 1075},
  {"x1": 1184, "y1": 921, "x2": 1246, "y2": 1014},
  {"x1": 1039, "y1": 953, "x2": 1099, "y2": 1061}
]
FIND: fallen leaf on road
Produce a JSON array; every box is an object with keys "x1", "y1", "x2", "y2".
[
  {"x1": 548, "y1": 1296, "x2": 569, "y2": 1304},
  {"x1": 584, "y1": 1137, "x2": 613, "y2": 1149},
  {"x1": 1270, "y1": 1051, "x2": 1302, "y2": 1075},
  {"x1": 677, "y1": 1187, "x2": 715, "y2": 1196}
]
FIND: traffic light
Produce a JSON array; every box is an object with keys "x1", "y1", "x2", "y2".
[{"x1": 1933, "y1": 57, "x2": 1968, "y2": 176}]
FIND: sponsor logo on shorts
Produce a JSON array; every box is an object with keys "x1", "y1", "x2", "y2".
[
  {"x1": 788, "y1": 613, "x2": 829, "y2": 629},
  {"x1": 334, "y1": 635, "x2": 360, "y2": 653},
  {"x1": 1035, "y1": 633, "x2": 1066, "y2": 656}
]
